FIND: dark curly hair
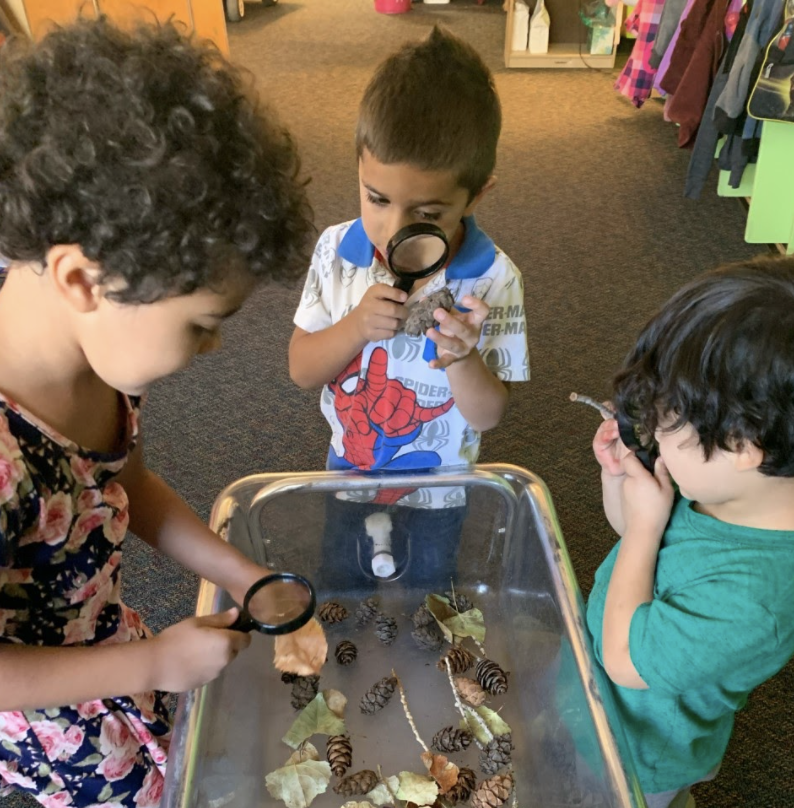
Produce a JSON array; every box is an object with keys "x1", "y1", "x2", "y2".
[
  {"x1": 613, "y1": 255, "x2": 794, "y2": 477},
  {"x1": 0, "y1": 17, "x2": 313, "y2": 303}
]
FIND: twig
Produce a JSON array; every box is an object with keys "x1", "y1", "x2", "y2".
[
  {"x1": 444, "y1": 658, "x2": 489, "y2": 749},
  {"x1": 376, "y1": 765, "x2": 402, "y2": 807},
  {"x1": 569, "y1": 392, "x2": 614, "y2": 419},
  {"x1": 472, "y1": 639, "x2": 486, "y2": 656},
  {"x1": 393, "y1": 669, "x2": 428, "y2": 752}
]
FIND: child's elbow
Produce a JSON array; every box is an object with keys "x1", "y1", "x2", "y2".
[
  {"x1": 602, "y1": 648, "x2": 649, "y2": 690},
  {"x1": 289, "y1": 363, "x2": 319, "y2": 390}
]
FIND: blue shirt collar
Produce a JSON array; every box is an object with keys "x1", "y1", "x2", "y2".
[{"x1": 337, "y1": 216, "x2": 495, "y2": 280}]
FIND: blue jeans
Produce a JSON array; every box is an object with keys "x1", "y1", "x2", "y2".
[{"x1": 317, "y1": 495, "x2": 467, "y2": 593}]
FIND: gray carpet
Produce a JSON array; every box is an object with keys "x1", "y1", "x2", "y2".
[{"x1": 3, "y1": 0, "x2": 790, "y2": 805}]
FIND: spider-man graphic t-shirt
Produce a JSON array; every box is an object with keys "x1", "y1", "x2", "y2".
[{"x1": 294, "y1": 217, "x2": 529, "y2": 508}]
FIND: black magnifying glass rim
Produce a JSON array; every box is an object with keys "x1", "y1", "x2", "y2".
[
  {"x1": 386, "y1": 223, "x2": 450, "y2": 287},
  {"x1": 242, "y1": 572, "x2": 316, "y2": 636},
  {"x1": 616, "y1": 411, "x2": 659, "y2": 474}
]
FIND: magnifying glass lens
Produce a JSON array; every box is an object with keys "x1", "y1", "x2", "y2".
[
  {"x1": 390, "y1": 233, "x2": 448, "y2": 276},
  {"x1": 248, "y1": 579, "x2": 313, "y2": 625}
]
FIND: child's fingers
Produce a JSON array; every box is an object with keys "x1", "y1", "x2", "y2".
[
  {"x1": 372, "y1": 284, "x2": 408, "y2": 304},
  {"x1": 459, "y1": 296, "x2": 490, "y2": 323}
]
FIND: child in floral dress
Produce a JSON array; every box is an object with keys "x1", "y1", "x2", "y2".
[{"x1": 0, "y1": 18, "x2": 312, "y2": 808}]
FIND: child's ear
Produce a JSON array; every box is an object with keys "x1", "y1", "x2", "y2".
[
  {"x1": 463, "y1": 175, "x2": 497, "y2": 216},
  {"x1": 731, "y1": 438, "x2": 765, "y2": 472},
  {"x1": 46, "y1": 245, "x2": 104, "y2": 313}
]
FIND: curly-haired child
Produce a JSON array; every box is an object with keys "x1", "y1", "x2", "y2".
[
  {"x1": 0, "y1": 17, "x2": 313, "y2": 808},
  {"x1": 589, "y1": 256, "x2": 794, "y2": 808}
]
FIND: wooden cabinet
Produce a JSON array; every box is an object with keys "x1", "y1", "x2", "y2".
[
  {"x1": 19, "y1": 0, "x2": 228, "y2": 53},
  {"x1": 504, "y1": 0, "x2": 621, "y2": 69}
]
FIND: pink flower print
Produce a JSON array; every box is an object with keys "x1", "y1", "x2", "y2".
[
  {"x1": 77, "y1": 487, "x2": 102, "y2": 512},
  {"x1": 0, "y1": 438, "x2": 24, "y2": 505},
  {"x1": 126, "y1": 713, "x2": 155, "y2": 747},
  {"x1": 97, "y1": 750, "x2": 137, "y2": 782},
  {"x1": 76, "y1": 700, "x2": 109, "y2": 720},
  {"x1": 102, "y1": 482, "x2": 129, "y2": 545},
  {"x1": 70, "y1": 455, "x2": 98, "y2": 488},
  {"x1": 65, "y1": 506, "x2": 112, "y2": 552},
  {"x1": 0, "y1": 711, "x2": 30, "y2": 743},
  {"x1": 30, "y1": 720, "x2": 69, "y2": 761},
  {"x1": 0, "y1": 760, "x2": 38, "y2": 790},
  {"x1": 19, "y1": 492, "x2": 74, "y2": 547},
  {"x1": 40, "y1": 792, "x2": 74, "y2": 808},
  {"x1": 133, "y1": 765, "x2": 164, "y2": 808},
  {"x1": 0, "y1": 414, "x2": 17, "y2": 455},
  {"x1": 63, "y1": 725, "x2": 85, "y2": 754}
]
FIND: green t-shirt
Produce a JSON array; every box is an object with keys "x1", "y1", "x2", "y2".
[{"x1": 586, "y1": 496, "x2": 794, "y2": 793}]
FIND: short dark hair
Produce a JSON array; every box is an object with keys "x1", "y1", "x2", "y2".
[
  {"x1": 0, "y1": 17, "x2": 313, "y2": 303},
  {"x1": 355, "y1": 26, "x2": 501, "y2": 197},
  {"x1": 613, "y1": 256, "x2": 794, "y2": 477}
]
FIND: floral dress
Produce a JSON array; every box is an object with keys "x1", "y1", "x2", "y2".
[{"x1": 0, "y1": 393, "x2": 171, "y2": 808}]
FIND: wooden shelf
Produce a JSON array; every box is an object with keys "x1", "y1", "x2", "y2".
[
  {"x1": 504, "y1": 0, "x2": 621, "y2": 69},
  {"x1": 506, "y1": 42, "x2": 617, "y2": 69}
]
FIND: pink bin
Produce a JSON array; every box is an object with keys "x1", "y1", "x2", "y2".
[{"x1": 374, "y1": 0, "x2": 411, "y2": 13}]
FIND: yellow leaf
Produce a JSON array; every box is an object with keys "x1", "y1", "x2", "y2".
[{"x1": 274, "y1": 618, "x2": 328, "y2": 676}]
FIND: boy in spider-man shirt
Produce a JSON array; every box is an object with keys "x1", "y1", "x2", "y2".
[{"x1": 289, "y1": 27, "x2": 528, "y2": 590}]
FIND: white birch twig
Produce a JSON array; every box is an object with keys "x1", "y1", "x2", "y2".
[
  {"x1": 392, "y1": 669, "x2": 428, "y2": 752},
  {"x1": 569, "y1": 392, "x2": 614, "y2": 419}
]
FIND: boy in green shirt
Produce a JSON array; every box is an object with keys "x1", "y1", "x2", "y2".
[{"x1": 587, "y1": 256, "x2": 794, "y2": 808}]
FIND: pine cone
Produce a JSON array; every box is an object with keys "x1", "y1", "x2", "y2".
[
  {"x1": 411, "y1": 602, "x2": 434, "y2": 628},
  {"x1": 431, "y1": 726, "x2": 473, "y2": 753},
  {"x1": 446, "y1": 767, "x2": 477, "y2": 805},
  {"x1": 374, "y1": 614, "x2": 398, "y2": 645},
  {"x1": 280, "y1": 672, "x2": 298, "y2": 685},
  {"x1": 335, "y1": 640, "x2": 358, "y2": 666},
  {"x1": 355, "y1": 597, "x2": 379, "y2": 626},
  {"x1": 476, "y1": 659, "x2": 509, "y2": 695},
  {"x1": 412, "y1": 623, "x2": 444, "y2": 651},
  {"x1": 290, "y1": 675, "x2": 320, "y2": 709},
  {"x1": 333, "y1": 769, "x2": 379, "y2": 796},
  {"x1": 360, "y1": 675, "x2": 398, "y2": 714},
  {"x1": 326, "y1": 734, "x2": 353, "y2": 777},
  {"x1": 445, "y1": 591, "x2": 475, "y2": 612},
  {"x1": 318, "y1": 601, "x2": 349, "y2": 624},
  {"x1": 479, "y1": 734, "x2": 513, "y2": 775},
  {"x1": 470, "y1": 773, "x2": 513, "y2": 808},
  {"x1": 454, "y1": 676, "x2": 487, "y2": 707},
  {"x1": 437, "y1": 646, "x2": 476, "y2": 674}
]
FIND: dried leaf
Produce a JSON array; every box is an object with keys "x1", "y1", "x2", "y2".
[
  {"x1": 421, "y1": 751, "x2": 460, "y2": 795},
  {"x1": 425, "y1": 595, "x2": 486, "y2": 644},
  {"x1": 274, "y1": 618, "x2": 328, "y2": 676},
  {"x1": 395, "y1": 771, "x2": 439, "y2": 805},
  {"x1": 341, "y1": 803, "x2": 376, "y2": 808},
  {"x1": 283, "y1": 693, "x2": 347, "y2": 749},
  {"x1": 444, "y1": 609, "x2": 486, "y2": 644},
  {"x1": 365, "y1": 776, "x2": 400, "y2": 806},
  {"x1": 265, "y1": 758, "x2": 331, "y2": 808},
  {"x1": 323, "y1": 689, "x2": 347, "y2": 720},
  {"x1": 286, "y1": 743, "x2": 320, "y2": 765},
  {"x1": 460, "y1": 706, "x2": 512, "y2": 746}
]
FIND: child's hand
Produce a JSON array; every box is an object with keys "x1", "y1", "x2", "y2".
[
  {"x1": 593, "y1": 418, "x2": 631, "y2": 477},
  {"x1": 150, "y1": 608, "x2": 251, "y2": 693},
  {"x1": 621, "y1": 454, "x2": 674, "y2": 539},
  {"x1": 426, "y1": 296, "x2": 489, "y2": 370},
  {"x1": 351, "y1": 284, "x2": 408, "y2": 342}
]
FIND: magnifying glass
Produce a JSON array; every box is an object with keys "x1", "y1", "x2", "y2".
[
  {"x1": 386, "y1": 223, "x2": 450, "y2": 293},
  {"x1": 616, "y1": 411, "x2": 659, "y2": 474},
  {"x1": 228, "y1": 572, "x2": 316, "y2": 636}
]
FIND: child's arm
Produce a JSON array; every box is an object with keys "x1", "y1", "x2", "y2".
[
  {"x1": 424, "y1": 296, "x2": 508, "y2": 432},
  {"x1": 117, "y1": 439, "x2": 265, "y2": 606},
  {"x1": 0, "y1": 609, "x2": 249, "y2": 711},
  {"x1": 602, "y1": 453, "x2": 674, "y2": 689},
  {"x1": 289, "y1": 284, "x2": 408, "y2": 389}
]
